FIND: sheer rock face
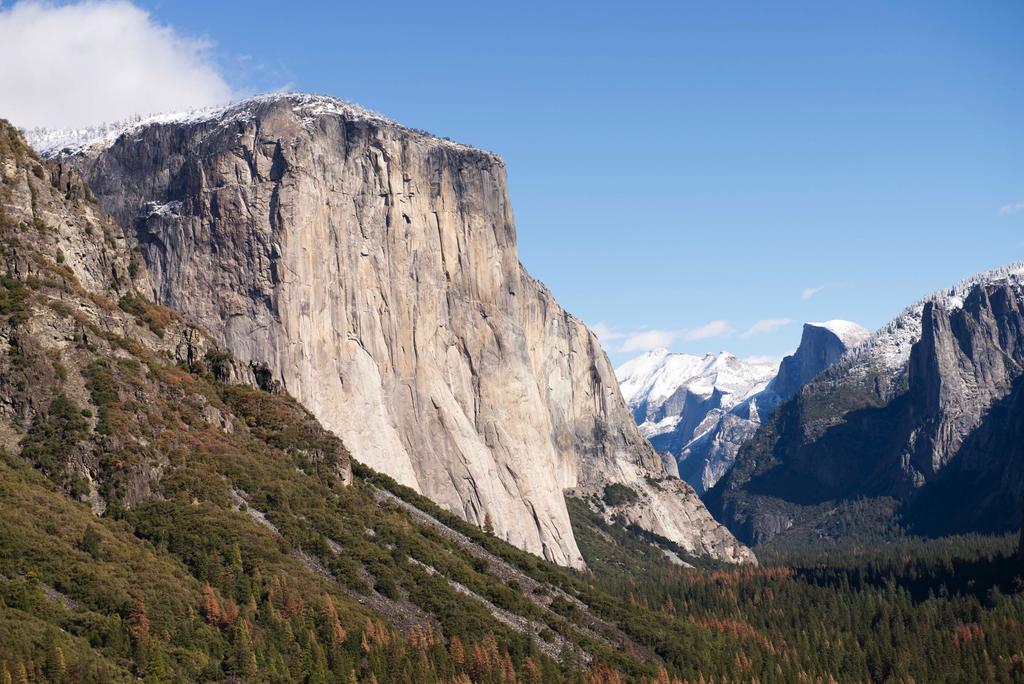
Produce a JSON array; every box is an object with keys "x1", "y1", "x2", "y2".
[
  {"x1": 708, "y1": 269, "x2": 1024, "y2": 546},
  {"x1": 907, "y1": 286, "x2": 1024, "y2": 476},
  {"x1": 769, "y1": 322, "x2": 870, "y2": 402},
  {"x1": 61, "y1": 95, "x2": 753, "y2": 567}
]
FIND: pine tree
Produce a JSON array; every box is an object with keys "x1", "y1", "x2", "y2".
[
  {"x1": 44, "y1": 643, "x2": 65, "y2": 683},
  {"x1": 230, "y1": 619, "x2": 258, "y2": 679},
  {"x1": 450, "y1": 635, "x2": 466, "y2": 670},
  {"x1": 307, "y1": 631, "x2": 330, "y2": 684},
  {"x1": 129, "y1": 594, "x2": 150, "y2": 641},
  {"x1": 203, "y1": 582, "x2": 223, "y2": 625},
  {"x1": 322, "y1": 592, "x2": 346, "y2": 644},
  {"x1": 223, "y1": 597, "x2": 240, "y2": 626}
]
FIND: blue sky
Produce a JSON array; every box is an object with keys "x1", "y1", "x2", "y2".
[{"x1": 6, "y1": 1, "x2": 1023, "y2": 364}]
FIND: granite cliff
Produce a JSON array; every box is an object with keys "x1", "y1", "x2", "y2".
[
  {"x1": 769, "y1": 321, "x2": 870, "y2": 402},
  {"x1": 39, "y1": 94, "x2": 752, "y2": 567}
]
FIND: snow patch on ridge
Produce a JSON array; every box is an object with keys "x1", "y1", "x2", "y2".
[
  {"x1": 835, "y1": 262, "x2": 1024, "y2": 379},
  {"x1": 142, "y1": 200, "x2": 182, "y2": 218},
  {"x1": 24, "y1": 92, "x2": 497, "y2": 160}
]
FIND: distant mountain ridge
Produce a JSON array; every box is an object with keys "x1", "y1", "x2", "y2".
[
  {"x1": 617, "y1": 320, "x2": 869, "y2": 495},
  {"x1": 618, "y1": 350, "x2": 778, "y2": 443},
  {"x1": 707, "y1": 263, "x2": 1024, "y2": 547}
]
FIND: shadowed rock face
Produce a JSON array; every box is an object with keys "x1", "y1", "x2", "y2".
[
  {"x1": 708, "y1": 271, "x2": 1024, "y2": 547},
  {"x1": 59, "y1": 95, "x2": 753, "y2": 567},
  {"x1": 0, "y1": 119, "x2": 292, "y2": 516},
  {"x1": 770, "y1": 322, "x2": 869, "y2": 402},
  {"x1": 906, "y1": 286, "x2": 1024, "y2": 478}
]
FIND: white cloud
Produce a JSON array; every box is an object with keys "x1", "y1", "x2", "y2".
[
  {"x1": 683, "y1": 320, "x2": 734, "y2": 341},
  {"x1": 591, "y1": 322, "x2": 625, "y2": 343},
  {"x1": 592, "y1": 319, "x2": 735, "y2": 353},
  {"x1": 622, "y1": 329, "x2": 676, "y2": 353},
  {"x1": 801, "y1": 286, "x2": 823, "y2": 300},
  {"x1": 1000, "y1": 200, "x2": 1024, "y2": 216},
  {"x1": 743, "y1": 355, "x2": 783, "y2": 366},
  {"x1": 0, "y1": 1, "x2": 234, "y2": 129},
  {"x1": 741, "y1": 318, "x2": 794, "y2": 337}
]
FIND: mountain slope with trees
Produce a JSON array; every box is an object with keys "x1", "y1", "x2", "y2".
[{"x1": 3, "y1": 117, "x2": 1024, "y2": 683}]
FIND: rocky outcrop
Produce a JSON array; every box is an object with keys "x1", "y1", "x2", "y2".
[
  {"x1": 708, "y1": 265, "x2": 1024, "y2": 546},
  {"x1": 43, "y1": 94, "x2": 752, "y2": 567},
  {"x1": 0, "y1": 138, "x2": 139, "y2": 299}
]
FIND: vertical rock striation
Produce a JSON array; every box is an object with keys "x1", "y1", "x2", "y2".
[{"x1": 43, "y1": 94, "x2": 753, "y2": 567}]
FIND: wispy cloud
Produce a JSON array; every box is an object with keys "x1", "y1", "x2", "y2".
[
  {"x1": 683, "y1": 320, "x2": 735, "y2": 341},
  {"x1": 801, "y1": 286, "x2": 823, "y2": 300},
  {"x1": 0, "y1": 0, "x2": 235, "y2": 129},
  {"x1": 744, "y1": 355, "x2": 783, "y2": 366},
  {"x1": 592, "y1": 320, "x2": 735, "y2": 353},
  {"x1": 591, "y1": 322, "x2": 625, "y2": 343},
  {"x1": 621, "y1": 329, "x2": 677, "y2": 353},
  {"x1": 1000, "y1": 200, "x2": 1024, "y2": 216},
  {"x1": 741, "y1": 318, "x2": 794, "y2": 337}
]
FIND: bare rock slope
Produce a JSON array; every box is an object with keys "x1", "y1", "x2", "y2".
[{"x1": 42, "y1": 94, "x2": 752, "y2": 567}]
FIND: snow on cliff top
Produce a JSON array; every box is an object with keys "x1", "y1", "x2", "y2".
[
  {"x1": 807, "y1": 320, "x2": 871, "y2": 347},
  {"x1": 24, "y1": 92, "x2": 496, "y2": 159},
  {"x1": 836, "y1": 261, "x2": 1024, "y2": 377}
]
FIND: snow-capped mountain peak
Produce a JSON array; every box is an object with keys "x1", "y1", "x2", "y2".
[{"x1": 617, "y1": 350, "x2": 778, "y2": 415}]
